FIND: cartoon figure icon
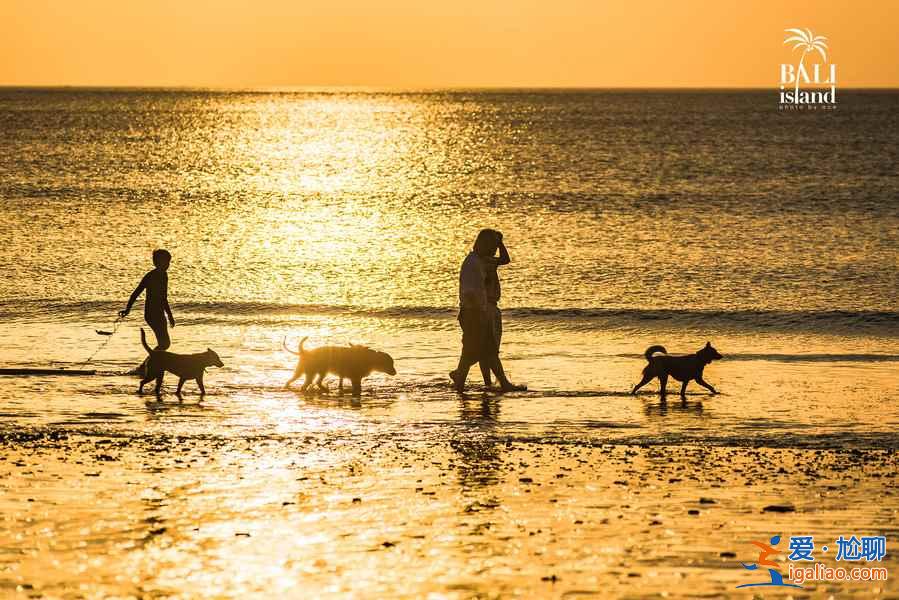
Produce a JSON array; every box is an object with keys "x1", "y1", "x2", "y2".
[{"x1": 736, "y1": 535, "x2": 803, "y2": 589}]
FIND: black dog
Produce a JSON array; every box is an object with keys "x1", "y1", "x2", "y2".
[
  {"x1": 139, "y1": 329, "x2": 224, "y2": 397},
  {"x1": 631, "y1": 342, "x2": 722, "y2": 400}
]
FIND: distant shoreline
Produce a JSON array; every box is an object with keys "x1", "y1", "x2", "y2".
[{"x1": 1, "y1": 85, "x2": 898, "y2": 94}]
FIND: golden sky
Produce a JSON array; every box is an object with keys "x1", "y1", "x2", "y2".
[{"x1": 1, "y1": 0, "x2": 896, "y2": 88}]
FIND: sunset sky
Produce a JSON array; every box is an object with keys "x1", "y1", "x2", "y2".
[{"x1": 1, "y1": 0, "x2": 897, "y2": 88}]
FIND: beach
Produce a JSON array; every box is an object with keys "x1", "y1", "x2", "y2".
[
  {"x1": 2, "y1": 319, "x2": 898, "y2": 597},
  {"x1": 2, "y1": 384, "x2": 897, "y2": 597},
  {"x1": 1, "y1": 88, "x2": 898, "y2": 597}
]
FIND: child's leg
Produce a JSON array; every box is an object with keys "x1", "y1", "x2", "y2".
[{"x1": 147, "y1": 316, "x2": 170, "y2": 350}]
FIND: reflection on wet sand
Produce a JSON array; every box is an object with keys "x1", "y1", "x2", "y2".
[
  {"x1": 454, "y1": 397, "x2": 503, "y2": 489},
  {"x1": 1, "y1": 323, "x2": 898, "y2": 597},
  {"x1": 642, "y1": 397, "x2": 706, "y2": 419},
  {"x1": 2, "y1": 398, "x2": 899, "y2": 597},
  {"x1": 288, "y1": 388, "x2": 365, "y2": 410}
]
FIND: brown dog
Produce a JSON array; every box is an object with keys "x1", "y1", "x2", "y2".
[
  {"x1": 631, "y1": 342, "x2": 722, "y2": 400},
  {"x1": 283, "y1": 337, "x2": 396, "y2": 396},
  {"x1": 139, "y1": 329, "x2": 224, "y2": 397}
]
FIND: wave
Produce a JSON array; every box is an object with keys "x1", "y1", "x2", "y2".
[
  {"x1": 617, "y1": 352, "x2": 899, "y2": 363},
  {"x1": 2, "y1": 299, "x2": 898, "y2": 335}
]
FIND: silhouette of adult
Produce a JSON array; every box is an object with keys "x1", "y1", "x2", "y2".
[{"x1": 450, "y1": 230, "x2": 523, "y2": 394}]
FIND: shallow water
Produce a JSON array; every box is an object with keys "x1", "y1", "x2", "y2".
[
  {"x1": 1, "y1": 318, "x2": 899, "y2": 449},
  {"x1": 1, "y1": 89, "x2": 898, "y2": 597}
]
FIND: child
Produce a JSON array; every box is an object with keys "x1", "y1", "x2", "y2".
[{"x1": 119, "y1": 249, "x2": 175, "y2": 350}]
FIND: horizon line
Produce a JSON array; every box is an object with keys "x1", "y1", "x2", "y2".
[{"x1": 2, "y1": 84, "x2": 898, "y2": 93}]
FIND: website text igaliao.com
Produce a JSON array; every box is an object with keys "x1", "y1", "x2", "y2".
[{"x1": 789, "y1": 563, "x2": 888, "y2": 584}]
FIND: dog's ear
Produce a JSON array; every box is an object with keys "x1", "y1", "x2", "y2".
[{"x1": 705, "y1": 341, "x2": 711, "y2": 348}]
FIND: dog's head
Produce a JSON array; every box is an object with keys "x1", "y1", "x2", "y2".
[
  {"x1": 205, "y1": 348, "x2": 225, "y2": 368},
  {"x1": 374, "y1": 350, "x2": 397, "y2": 376},
  {"x1": 699, "y1": 341, "x2": 723, "y2": 363}
]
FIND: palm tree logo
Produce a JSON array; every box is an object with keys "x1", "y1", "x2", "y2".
[{"x1": 783, "y1": 28, "x2": 828, "y2": 96}]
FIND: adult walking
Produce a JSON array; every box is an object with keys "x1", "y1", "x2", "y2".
[{"x1": 450, "y1": 229, "x2": 524, "y2": 394}]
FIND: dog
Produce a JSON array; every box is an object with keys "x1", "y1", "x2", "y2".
[
  {"x1": 139, "y1": 329, "x2": 224, "y2": 396},
  {"x1": 283, "y1": 336, "x2": 396, "y2": 396},
  {"x1": 631, "y1": 342, "x2": 722, "y2": 400}
]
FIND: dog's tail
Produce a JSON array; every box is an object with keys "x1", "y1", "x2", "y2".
[
  {"x1": 283, "y1": 336, "x2": 308, "y2": 356},
  {"x1": 140, "y1": 328, "x2": 154, "y2": 355},
  {"x1": 644, "y1": 345, "x2": 667, "y2": 360}
]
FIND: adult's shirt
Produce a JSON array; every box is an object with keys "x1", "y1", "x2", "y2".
[{"x1": 458, "y1": 251, "x2": 487, "y2": 309}]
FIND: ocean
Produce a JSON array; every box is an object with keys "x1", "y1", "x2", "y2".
[
  {"x1": 1, "y1": 88, "x2": 898, "y2": 597},
  {"x1": 1, "y1": 88, "x2": 897, "y2": 434}
]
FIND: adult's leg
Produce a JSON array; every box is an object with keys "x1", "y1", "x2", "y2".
[
  {"x1": 486, "y1": 354, "x2": 525, "y2": 392},
  {"x1": 484, "y1": 306, "x2": 523, "y2": 391},
  {"x1": 451, "y1": 308, "x2": 482, "y2": 393},
  {"x1": 480, "y1": 305, "x2": 505, "y2": 386},
  {"x1": 488, "y1": 305, "x2": 504, "y2": 383},
  {"x1": 479, "y1": 361, "x2": 492, "y2": 387}
]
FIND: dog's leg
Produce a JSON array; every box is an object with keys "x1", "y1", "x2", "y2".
[
  {"x1": 139, "y1": 360, "x2": 157, "y2": 394},
  {"x1": 351, "y1": 378, "x2": 362, "y2": 397},
  {"x1": 696, "y1": 377, "x2": 717, "y2": 395},
  {"x1": 154, "y1": 372, "x2": 165, "y2": 396},
  {"x1": 138, "y1": 375, "x2": 154, "y2": 394},
  {"x1": 284, "y1": 370, "x2": 301, "y2": 389},
  {"x1": 197, "y1": 375, "x2": 206, "y2": 396},
  {"x1": 631, "y1": 370, "x2": 654, "y2": 395},
  {"x1": 317, "y1": 374, "x2": 329, "y2": 392},
  {"x1": 176, "y1": 378, "x2": 186, "y2": 398},
  {"x1": 300, "y1": 371, "x2": 313, "y2": 392},
  {"x1": 680, "y1": 380, "x2": 689, "y2": 399},
  {"x1": 659, "y1": 374, "x2": 668, "y2": 400}
]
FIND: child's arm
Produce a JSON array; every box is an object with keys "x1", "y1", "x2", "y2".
[
  {"x1": 162, "y1": 273, "x2": 175, "y2": 327},
  {"x1": 119, "y1": 274, "x2": 148, "y2": 318}
]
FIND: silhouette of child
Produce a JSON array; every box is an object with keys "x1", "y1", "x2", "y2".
[{"x1": 119, "y1": 249, "x2": 175, "y2": 350}]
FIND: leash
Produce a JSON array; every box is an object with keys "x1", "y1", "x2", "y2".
[{"x1": 74, "y1": 316, "x2": 124, "y2": 369}]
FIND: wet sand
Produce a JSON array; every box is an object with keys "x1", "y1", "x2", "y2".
[
  {"x1": 2, "y1": 319, "x2": 898, "y2": 597},
  {"x1": 2, "y1": 415, "x2": 898, "y2": 598}
]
